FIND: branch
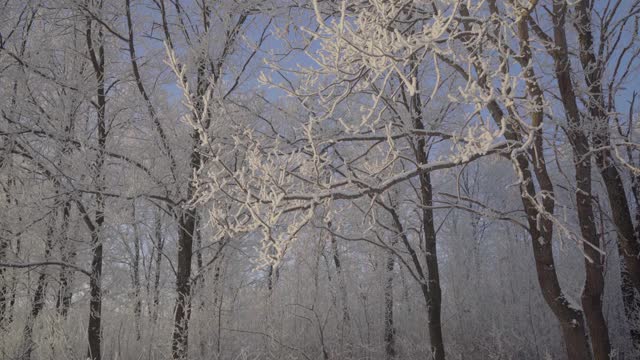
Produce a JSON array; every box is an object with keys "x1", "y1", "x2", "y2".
[{"x1": 0, "y1": 261, "x2": 91, "y2": 277}]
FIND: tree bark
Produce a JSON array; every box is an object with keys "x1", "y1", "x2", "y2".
[
  {"x1": 56, "y1": 200, "x2": 74, "y2": 317},
  {"x1": 0, "y1": 228, "x2": 8, "y2": 328},
  {"x1": 384, "y1": 199, "x2": 443, "y2": 360},
  {"x1": 172, "y1": 205, "x2": 196, "y2": 360},
  {"x1": 132, "y1": 202, "x2": 142, "y2": 341},
  {"x1": 85, "y1": 8, "x2": 107, "y2": 359},
  {"x1": 409, "y1": 71, "x2": 445, "y2": 360},
  {"x1": 19, "y1": 221, "x2": 54, "y2": 360},
  {"x1": 152, "y1": 209, "x2": 164, "y2": 323},
  {"x1": 620, "y1": 264, "x2": 640, "y2": 353},
  {"x1": 328, "y1": 222, "x2": 352, "y2": 356},
  {"x1": 383, "y1": 249, "x2": 396, "y2": 360}
]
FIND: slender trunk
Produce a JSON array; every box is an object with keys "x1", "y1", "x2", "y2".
[
  {"x1": 171, "y1": 34, "x2": 210, "y2": 358},
  {"x1": 85, "y1": 9, "x2": 107, "y2": 359},
  {"x1": 266, "y1": 263, "x2": 277, "y2": 292},
  {"x1": 384, "y1": 199, "x2": 440, "y2": 360},
  {"x1": 212, "y1": 250, "x2": 224, "y2": 355},
  {"x1": 171, "y1": 130, "x2": 201, "y2": 359},
  {"x1": 8, "y1": 238, "x2": 20, "y2": 324},
  {"x1": 0, "y1": 230, "x2": 7, "y2": 328},
  {"x1": 132, "y1": 202, "x2": 142, "y2": 341},
  {"x1": 172, "y1": 206, "x2": 196, "y2": 360},
  {"x1": 190, "y1": 211, "x2": 206, "y2": 358},
  {"x1": 19, "y1": 221, "x2": 55, "y2": 360},
  {"x1": 328, "y1": 223, "x2": 352, "y2": 356},
  {"x1": 193, "y1": 211, "x2": 205, "y2": 312},
  {"x1": 56, "y1": 200, "x2": 73, "y2": 317},
  {"x1": 152, "y1": 210, "x2": 164, "y2": 323},
  {"x1": 410, "y1": 75, "x2": 445, "y2": 360},
  {"x1": 3, "y1": 177, "x2": 22, "y2": 326},
  {"x1": 384, "y1": 249, "x2": 396, "y2": 360},
  {"x1": 87, "y1": 229, "x2": 103, "y2": 360},
  {"x1": 0, "y1": 176, "x2": 10, "y2": 327},
  {"x1": 56, "y1": 80, "x2": 76, "y2": 317}
]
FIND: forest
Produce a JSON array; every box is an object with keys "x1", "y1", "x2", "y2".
[{"x1": 0, "y1": 0, "x2": 639, "y2": 359}]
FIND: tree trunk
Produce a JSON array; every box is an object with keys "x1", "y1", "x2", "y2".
[
  {"x1": 384, "y1": 249, "x2": 396, "y2": 360},
  {"x1": 410, "y1": 76, "x2": 445, "y2": 360},
  {"x1": 620, "y1": 263, "x2": 640, "y2": 353},
  {"x1": 0, "y1": 176, "x2": 11, "y2": 327},
  {"x1": 19, "y1": 221, "x2": 54, "y2": 360},
  {"x1": 152, "y1": 210, "x2": 164, "y2": 323},
  {"x1": 211, "y1": 249, "x2": 224, "y2": 355},
  {"x1": 56, "y1": 84, "x2": 76, "y2": 317},
  {"x1": 56, "y1": 200, "x2": 74, "y2": 317},
  {"x1": 85, "y1": 10, "x2": 107, "y2": 359},
  {"x1": 171, "y1": 206, "x2": 196, "y2": 360},
  {"x1": 0, "y1": 230, "x2": 7, "y2": 328},
  {"x1": 329, "y1": 223, "x2": 352, "y2": 356},
  {"x1": 170, "y1": 28, "x2": 213, "y2": 355},
  {"x1": 132, "y1": 202, "x2": 142, "y2": 341},
  {"x1": 384, "y1": 198, "x2": 443, "y2": 360},
  {"x1": 87, "y1": 230, "x2": 103, "y2": 360},
  {"x1": 171, "y1": 136, "x2": 201, "y2": 359},
  {"x1": 7, "y1": 239, "x2": 20, "y2": 324},
  {"x1": 2, "y1": 177, "x2": 22, "y2": 327}
]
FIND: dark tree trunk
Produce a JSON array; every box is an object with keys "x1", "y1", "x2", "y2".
[
  {"x1": 409, "y1": 75, "x2": 445, "y2": 360},
  {"x1": 170, "y1": 23, "x2": 213, "y2": 355},
  {"x1": 87, "y1": 232, "x2": 103, "y2": 360},
  {"x1": 328, "y1": 223, "x2": 352, "y2": 356},
  {"x1": 266, "y1": 262, "x2": 280, "y2": 292},
  {"x1": 7, "y1": 238, "x2": 19, "y2": 324},
  {"x1": 212, "y1": 251, "x2": 224, "y2": 355},
  {"x1": 171, "y1": 129, "x2": 201, "y2": 360},
  {"x1": 19, "y1": 222, "x2": 55, "y2": 360},
  {"x1": 0, "y1": 232, "x2": 7, "y2": 328},
  {"x1": 383, "y1": 250, "x2": 396, "y2": 360},
  {"x1": 132, "y1": 202, "x2": 142, "y2": 341},
  {"x1": 56, "y1": 200, "x2": 74, "y2": 317},
  {"x1": 384, "y1": 198, "x2": 443, "y2": 360},
  {"x1": 0, "y1": 177, "x2": 11, "y2": 327},
  {"x1": 56, "y1": 85, "x2": 76, "y2": 317},
  {"x1": 85, "y1": 9, "x2": 107, "y2": 359},
  {"x1": 172, "y1": 206, "x2": 196, "y2": 360},
  {"x1": 2, "y1": 178, "x2": 22, "y2": 327},
  {"x1": 620, "y1": 263, "x2": 640, "y2": 353},
  {"x1": 152, "y1": 210, "x2": 164, "y2": 323}
]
